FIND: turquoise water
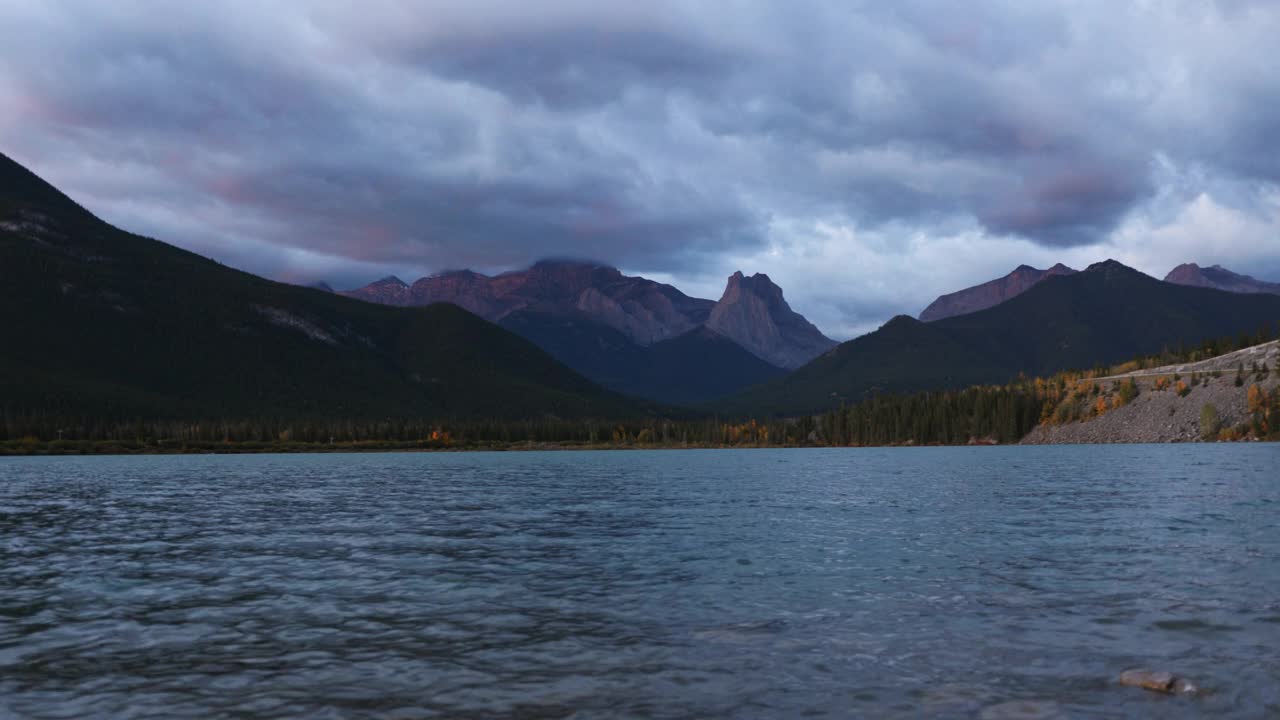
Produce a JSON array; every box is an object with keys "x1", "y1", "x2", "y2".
[{"x1": 1, "y1": 446, "x2": 1278, "y2": 718}]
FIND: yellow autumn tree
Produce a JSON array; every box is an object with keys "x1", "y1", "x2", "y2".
[{"x1": 1248, "y1": 383, "x2": 1264, "y2": 413}]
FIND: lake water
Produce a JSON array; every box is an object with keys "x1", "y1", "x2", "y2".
[{"x1": 1, "y1": 446, "x2": 1278, "y2": 719}]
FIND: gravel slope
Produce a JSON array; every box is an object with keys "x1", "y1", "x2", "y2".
[{"x1": 1022, "y1": 341, "x2": 1278, "y2": 444}]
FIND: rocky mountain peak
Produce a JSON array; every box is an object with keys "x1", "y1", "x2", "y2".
[
  {"x1": 344, "y1": 259, "x2": 715, "y2": 344},
  {"x1": 1164, "y1": 262, "x2": 1280, "y2": 295},
  {"x1": 918, "y1": 262, "x2": 1078, "y2": 322},
  {"x1": 724, "y1": 271, "x2": 785, "y2": 304},
  {"x1": 342, "y1": 259, "x2": 834, "y2": 367},
  {"x1": 706, "y1": 271, "x2": 836, "y2": 369},
  {"x1": 345, "y1": 275, "x2": 413, "y2": 305}
]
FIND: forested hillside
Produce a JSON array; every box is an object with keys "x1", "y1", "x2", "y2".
[
  {"x1": 0, "y1": 151, "x2": 648, "y2": 423},
  {"x1": 721, "y1": 260, "x2": 1280, "y2": 416}
]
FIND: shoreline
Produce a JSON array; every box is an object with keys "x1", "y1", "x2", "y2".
[{"x1": 3, "y1": 437, "x2": 1273, "y2": 457}]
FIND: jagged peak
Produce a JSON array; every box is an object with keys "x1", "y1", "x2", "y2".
[
  {"x1": 723, "y1": 270, "x2": 783, "y2": 300},
  {"x1": 374, "y1": 275, "x2": 408, "y2": 287},
  {"x1": 707, "y1": 269, "x2": 835, "y2": 368},
  {"x1": 727, "y1": 269, "x2": 777, "y2": 281},
  {"x1": 1047, "y1": 263, "x2": 1076, "y2": 273}
]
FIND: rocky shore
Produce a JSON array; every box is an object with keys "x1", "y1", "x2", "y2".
[{"x1": 1022, "y1": 341, "x2": 1278, "y2": 445}]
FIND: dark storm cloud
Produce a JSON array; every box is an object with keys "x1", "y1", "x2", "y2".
[
  {"x1": 1, "y1": 0, "x2": 1279, "y2": 329},
  {"x1": 0, "y1": 1, "x2": 769, "y2": 277},
  {"x1": 208, "y1": 159, "x2": 761, "y2": 271},
  {"x1": 409, "y1": 27, "x2": 735, "y2": 110}
]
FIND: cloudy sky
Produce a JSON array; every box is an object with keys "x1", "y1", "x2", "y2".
[{"x1": 2, "y1": 0, "x2": 1279, "y2": 338}]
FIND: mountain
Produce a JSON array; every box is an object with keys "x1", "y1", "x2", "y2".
[
  {"x1": 705, "y1": 271, "x2": 837, "y2": 369},
  {"x1": 0, "y1": 151, "x2": 647, "y2": 421},
  {"x1": 344, "y1": 260, "x2": 715, "y2": 345},
  {"x1": 919, "y1": 263, "x2": 1076, "y2": 322},
  {"x1": 348, "y1": 275, "x2": 412, "y2": 305},
  {"x1": 496, "y1": 310, "x2": 785, "y2": 405},
  {"x1": 723, "y1": 260, "x2": 1280, "y2": 416},
  {"x1": 1164, "y1": 263, "x2": 1280, "y2": 295},
  {"x1": 342, "y1": 262, "x2": 832, "y2": 402},
  {"x1": 501, "y1": 310, "x2": 787, "y2": 404}
]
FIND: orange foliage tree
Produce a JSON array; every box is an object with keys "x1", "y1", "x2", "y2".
[{"x1": 1248, "y1": 383, "x2": 1264, "y2": 413}]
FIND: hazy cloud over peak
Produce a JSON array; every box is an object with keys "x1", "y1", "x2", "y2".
[{"x1": 2, "y1": 0, "x2": 1278, "y2": 337}]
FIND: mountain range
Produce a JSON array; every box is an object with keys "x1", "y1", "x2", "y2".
[
  {"x1": 919, "y1": 264, "x2": 1077, "y2": 322},
  {"x1": 723, "y1": 260, "x2": 1280, "y2": 416},
  {"x1": 918, "y1": 259, "x2": 1280, "y2": 325},
  {"x1": 0, "y1": 151, "x2": 646, "y2": 421},
  {"x1": 340, "y1": 261, "x2": 836, "y2": 403},
  {"x1": 343, "y1": 261, "x2": 710, "y2": 345},
  {"x1": 5, "y1": 148, "x2": 1280, "y2": 425}
]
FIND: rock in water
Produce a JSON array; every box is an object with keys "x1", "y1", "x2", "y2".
[{"x1": 1119, "y1": 669, "x2": 1199, "y2": 695}]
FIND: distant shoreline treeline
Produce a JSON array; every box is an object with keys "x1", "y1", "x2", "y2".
[
  {"x1": 7, "y1": 378, "x2": 1274, "y2": 455},
  {"x1": 0, "y1": 382, "x2": 1051, "y2": 451},
  {"x1": 4, "y1": 330, "x2": 1279, "y2": 456}
]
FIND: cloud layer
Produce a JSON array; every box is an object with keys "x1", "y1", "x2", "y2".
[{"x1": 2, "y1": 0, "x2": 1278, "y2": 337}]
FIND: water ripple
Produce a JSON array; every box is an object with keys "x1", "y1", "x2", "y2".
[{"x1": 1, "y1": 446, "x2": 1278, "y2": 718}]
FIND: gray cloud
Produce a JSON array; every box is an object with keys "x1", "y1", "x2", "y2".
[
  {"x1": 1, "y1": 0, "x2": 1279, "y2": 337},
  {"x1": 412, "y1": 28, "x2": 734, "y2": 110}
]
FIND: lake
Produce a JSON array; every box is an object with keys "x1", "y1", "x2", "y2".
[{"x1": 1, "y1": 446, "x2": 1278, "y2": 718}]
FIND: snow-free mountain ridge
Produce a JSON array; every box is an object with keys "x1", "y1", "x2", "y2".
[
  {"x1": 919, "y1": 263, "x2": 1077, "y2": 322},
  {"x1": 342, "y1": 261, "x2": 838, "y2": 399},
  {"x1": 1163, "y1": 263, "x2": 1280, "y2": 295}
]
